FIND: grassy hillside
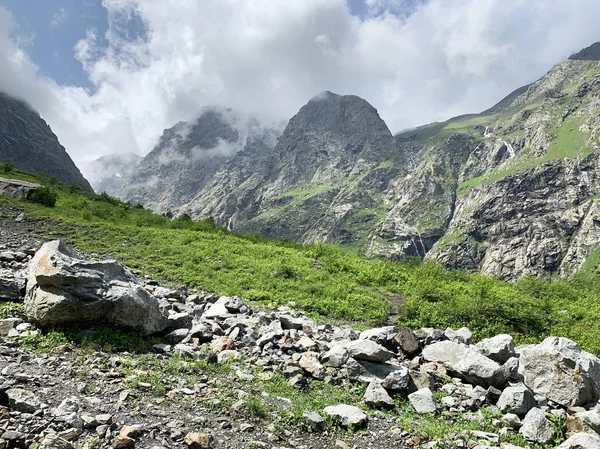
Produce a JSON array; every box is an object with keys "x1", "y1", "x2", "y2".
[{"x1": 2, "y1": 164, "x2": 600, "y2": 353}]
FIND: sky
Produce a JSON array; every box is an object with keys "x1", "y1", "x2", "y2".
[{"x1": 0, "y1": 0, "x2": 599, "y2": 178}]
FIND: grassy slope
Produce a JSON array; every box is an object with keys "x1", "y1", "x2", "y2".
[{"x1": 2, "y1": 165, "x2": 600, "y2": 354}]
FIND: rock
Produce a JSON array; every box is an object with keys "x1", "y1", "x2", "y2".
[
  {"x1": 184, "y1": 432, "x2": 212, "y2": 449},
  {"x1": 518, "y1": 337, "x2": 600, "y2": 406},
  {"x1": 54, "y1": 396, "x2": 83, "y2": 428},
  {"x1": 289, "y1": 374, "x2": 308, "y2": 390},
  {"x1": 359, "y1": 326, "x2": 398, "y2": 344},
  {"x1": 445, "y1": 327, "x2": 472, "y2": 344},
  {"x1": 345, "y1": 358, "x2": 404, "y2": 383},
  {"x1": 321, "y1": 341, "x2": 349, "y2": 367},
  {"x1": 0, "y1": 177, "x2": 40, "y2": 200},
  {"x1": 39, "y1": 436, "x2": 75, "y2": 449},
  {"x1": 502, "y1": 357, "x2": 521, "y2": 382},
  {"x1": 114, "y1": 437, "x2": 135, "y2": 449},
  {"x1": 423, "y1": 341, "x2": 505, "y2": 388},
  {"x1": 346, "y1": 339, "x2": 394, "y2": 363},
  {"x1": 6, "y1": 388, "x2": 40, "y2": 413},
  {"x1": 475, "y1": 334, "x2": 515, "y2": 364},
  {"x1": 203, "y1": 302, "x2": 229, "y2": 319},
  {"x1": 502, "y1": 413, "x2": 521, "y2": 429},
  {"x1": 565, "y1": 410, "x2": 600, "y2": 437},
  {"x1": 25, "y1": 241, "x2": 168, "y2": 335},
  {"x1": 497, "y1": 383, "x2": 536, "y2": 416},
  {"x1": 299, "y1": 352, "x2": 326, "y2": 379},
  {"x1": 279, "y1": 315, "x2": 305, "y2": 330},
  {"x1": 392, "y1": 328, "x2": 421, "y2": 357},
  {"x1": 408, "y1": 388, "x2": 440, "y2": 414},
  {"x1": 302, "y1": 410, "x2": 325, "y2": 432},
  {"x1": 380, "y1": 365, "x2": 410, "y2": 391},
  {"x1": 183, "y1": 323, "x2": 213, "y2": 343},
  {"x1": 211, "y1": 336, "x2": 235, "y2": 353},
  {"x1": 364, "y1": 381, "x2": 394, "y2": 409},
  {"x1": 119, "y1": 426, "x2": 139, "y2": 439},
  {"x1": 0, "y1": 269, "x2": 24, "y2": 301},
  {"x1": 323, "y1": 404, "x2": 368, "y2": 428},
  {"x1": 557, "y1": 433, "x2": 600, "y2": 449},
  {"x1": 519, "y1": 408, "x2": 555, "y2": 444}
]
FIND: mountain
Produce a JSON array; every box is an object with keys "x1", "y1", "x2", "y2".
[
  {"x1": 186, "y1": 91, "x2": 407, "y2": 242},
  {"x1": 117, "y1": 107, "x2": 282, "y2": 214},
  {"x1": 86, "y1": 153, "x2": 143, "y2": 196},
  {"x1": 0, "y1": 92, "x2": 93, "y2": 192},
  {"x1": 186, "y1": 49, "x2": 600, "y2": 280}
]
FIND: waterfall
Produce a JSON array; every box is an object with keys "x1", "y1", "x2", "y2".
[
  {"x1": 484, "y1": 126, "x2": 492, "y2": 138},
  {"x1": 503, "y1": 140, "x2": 516, "y2": 158},
  {"x1": 227, "y1": 215, "x2": 234, "y2": 231}
]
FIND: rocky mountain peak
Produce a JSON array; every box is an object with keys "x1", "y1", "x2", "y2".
[
  {"x1": 287, "y1": 91, "x2": 392, "y2": 142},
  {"x1": 569, "y1": 41, "x2": 600, "y2": 60}
]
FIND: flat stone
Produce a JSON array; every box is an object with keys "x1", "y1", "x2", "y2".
[
  {"x1": 6, "y1": 388, "x2": 40, "y2": 413},
  {"x1": 323, "y1": 404, "x2": 368, "y2": 428},
  {"x1": 557, "y1": 432, "x2": 600, "y2": 449},
  {"x1": 346, "y1": 339, "x2": 394, "y2": 363},
  {"x1": 408, "y1": 388, "x2": 440, "y2": 414}
]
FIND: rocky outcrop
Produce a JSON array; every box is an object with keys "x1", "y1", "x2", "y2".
[
  {"x1": 0, "y1": 92, "x2": 93, "y2": 192},
  {"x1": 0, "y1": 177, "x2": 40, "y2": 200},
  {"x1": 24, "y1": 240, "x2": 168, "y2": 335}
]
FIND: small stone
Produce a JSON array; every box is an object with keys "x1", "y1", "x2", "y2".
[
  {"x1": 408, "y1": 388, "x2": 440, "y2": 414},
  {"x1": 497, "y1": 383, "x2": 536, "y2": 416},
  {"x1": 557, "y1": 433, "x2": 600, "y2": 449},
  {"x1": 445, "y1": 327, "x2": 472, "y2": 344},
  {"x1": 303, "y1": 410, "x2": 325, "y2": 432},
  {"x1": 393, "y1": 328, "x2": 421, "y2": 357},
  {"x1": 114, "y1": 436, "x2": 135, "y2": 449},
  {"x1": 364, "y1": 381, "x2": 394, "y2": 409},
  {"x1": 183, "y1": 432, "x2": 211, "y2": 449},
  {"x1": 323, "y1": 404, "x2": 368, "y2": 428},
  {"x1": 211, "y1": 336, "x2": 235, "y2": 353},
  {"x1": 6, "y1": 388, "x2": 40, "y2": 413},
  {"x1": 39, "y1": 435, "x2": 75, "y2": 449},
  {"x1": 119, "y1": 426, "x2": 139, "y2": 439},
  {"x1": 519, "y1": 408, "x2": 555, "y2": 444}
]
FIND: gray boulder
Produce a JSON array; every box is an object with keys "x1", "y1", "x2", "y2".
[
  {"x1": 497, "y1": 383, "x2": 536, "y2": 416},
  {"x1": 6, "y1": 388, "x2": 40, "y2": 413},
  {"x1": 364, "y1": 381, "x2": 394, "y2": 409},
  {"x1": 321, "y1": 341, "x2": 349, "y2": 368},
  {"x1": 445, "y1": 327, "x2": 472, "y2": 345},
  {"x1": 423, "y1": 340, "x2": 505, "y2": 388},
  {"x1": 346, "y1": 339, "x2": 394, "y2": 363},
  {"x1": 24, "y1": 241, "x2": 168, "y2": 335},
  {"x1": 557, "y1": 433, "x2": 600, "y2": 449},
  {"x1": 475, "y1": 334, "x2": 515, "y2": 364},
  {"x1": 408, "y1": 388, "x2": 440, "y2": 414},
  {"x1": 380, "y1": 365, "x2": 410, "y2": 391},
  {"x1": 0, "y1": 268, "x2": 25, "y2": 301},
  {"x1": 0, "y1": 177, "x2": 40, "y2": 200},
  {"x1": 345, "y1": 358, "x2": 403, "y2": 383},
  {"x1": 393, "y1": 328, "x2": 421, "y2": 357},
  {"x1": 323, "y1": 404, "x2": 367, "y2": 428},
  {"x1": 518, "y1": 337, "x2": 600, "y2": 406},
  {"x1": 519, "y1": 408, "x2": 555, "y2": 444},
  {"x1": 302, "y1": 410, "x2": 325, "y2": 432}
]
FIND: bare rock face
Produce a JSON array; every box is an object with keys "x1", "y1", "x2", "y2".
[
  {"x1": 0, "y1": 92, "x2": 93, "y2": 191},
  {"x1": 24, "y1": 240, "x2": 168, "y2": 335}
]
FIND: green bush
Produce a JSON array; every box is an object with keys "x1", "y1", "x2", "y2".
[
  {"x1": 27, "y1": 186, "x2": 58, "y2": 207},
  {"x1": 0, "y1": 162, "x2": 16, "y2": 174}
]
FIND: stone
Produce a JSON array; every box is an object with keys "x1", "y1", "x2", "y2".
[
  {"x1": 24, "y1": 241, "x2": 168, "y2": 335},
  {"x1": 445, "y1": 327, "x2": 472, "y2": 345},
  {"x1": 423, "y1": 341, "x2": 505, "y2": 388},
  {"x1": 6, "y1": 388, "x2": 40, "y2": 413},
  {"x1": 519, "y1": 408, "x2": 555, "y2": 444},
  {"x1": 323, "y1": 404, "x2": 368, "y2": 428},
  {"x1": 565, "y1": 410, "x2": 600, "y2": 437},
  {"x1": 0, "y1": 177, "x2": 40, "y2": 200},
  {"x1": 299, "y1": 352, "x2": 326, "y2": 379},
  {"x1": 364, "y1": 381, "x2": 394, "y2": 409},
  {"x1": 380, "y1": 365, "x2": 410, "y2": 391},
  {"x1": 217, "y1": 350, "x2": 241, "y2": 364},
  {"x1": 392, "y1": 328, "x2": 421, "y2": 357},
  {"x1": 0, "y1": 269, "x2": 24, "y2": 301},
  {"x1": 114, "y1": 437, "x2": 135, "y2": 449},
  {"x1": 502, "y1": 413, "x2": 521, "y2": 429},
  {"x1": 183, "y1": 323, "x2": 213, "y2": 343},
  {"x1": 279, "y1": 315, "x2": 305, "y2": 330},
  {"x1": 557, "y1": 433, "x2": 600, "y2": 449},
  {"x1": 39, "y1": 436, "x2": 74, "y2": 449},
  {"x1": 502, "y1": 357, "x2": 521, "y2": 382},
  {"x1": 184, "y1": 432, "x2": 212, "y2": 449},
  {"x1": 321, "y1": 341, "x2": 349, "y2": 368},
  {"x1": 345, "y1": 358, "x2": 404, "y2": 383},
  {"x1": 359, "y1": 326, "x2": 398, "y2": 345},
  {"x1": 408, "y1": 388, "x2": 440, "y2": 414},
  {"x1": 54, "y1": 396, "x2": 83, "y2": 428},
  {"x1": 497, "y1": 383, "x2": 536, "y2": 416},
  {"x1": 211, "y1": 336, "x2": 235, "y2": 353},
  {"x1": 303, "y1": 410, "x2": 325, "y2": 432},
  {"x1": 203, "y1": 302, "x2": 229, "y2": 319},
  {"x1": 518, "y1": 337, "x2": 600, "y2": 406},
  {"x1": 119, "y1": 426, "x2": 139, "y2": 439},
  {"x1": 346, "y1": 339, "x2": 394, "y2": 363},
  {"x1": 475, "y1": 334, "x2": 515, "y2": 364}
]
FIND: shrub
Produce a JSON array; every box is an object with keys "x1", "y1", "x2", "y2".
[
  {"x1": 0, "y1": 162, "x2": 16, "y2": 174},
  {"x1": 27, "y1": 186, "x2": 58, "y2": 207}
]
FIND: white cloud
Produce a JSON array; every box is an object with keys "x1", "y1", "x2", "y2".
[
  {"x1": 0, "y1": 1, "x2": 599, "y2": 176},
  {"x1": 51, "y1": 8, "x2": 68, "y2": 29}
]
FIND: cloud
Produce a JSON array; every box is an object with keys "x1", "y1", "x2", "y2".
[
  {"x1": 51, "y1": 8, "x2": 69, "y2": 29},
  {"x1": 0, "y1": 1, "x2": 599, "y2": 177}
]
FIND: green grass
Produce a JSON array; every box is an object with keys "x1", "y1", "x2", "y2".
[
  {"x1": 582, "y1": 248, "x2": 600, "y2": 275},
  {"x1": 2, "y1": 170, "x2": 600, "y2": 354}
]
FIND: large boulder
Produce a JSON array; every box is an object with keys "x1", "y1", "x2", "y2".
[
  {"x1": 25, "y1": 240, "x2": 168, "y2": 335},
  {"x1": 497, "y1": 383, "x2": 536, "y2": 416},
  {"x1": 422, "y1": 341, "x2": 505, "y2": 388},
  {"x1": 518, "y1": 337, "x2": 600, "y2": 406},
  {"x1": 346, "y1": 339, "x2": 394, "y2": 363},
  {"x1": 557, "y1": 433, "x2": 600, "y2": 449},
  {"x1": 323, "y1": 404, "x2": 367, "y2": 428},
  {"x1": 475, "y1": 334, "x2": 515, "y2": 364},
  {"x1": 0, "y1": 177, "x2": 40, "y2": 200},
  {"x1": 519, "y1": 408, "x2": 555, "y2": 444}
]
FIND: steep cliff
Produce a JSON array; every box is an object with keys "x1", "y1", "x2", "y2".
[
  {"x1": 86, "y1": 153, "x2": 143, "y2": 196},
  {"x1": 0, "y1": 92, "x2": 93, "y2": 192}
]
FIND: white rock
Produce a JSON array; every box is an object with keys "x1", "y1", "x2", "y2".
[{"x1": 408, "y1": 388, "x2": 440, "y2": 414}]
